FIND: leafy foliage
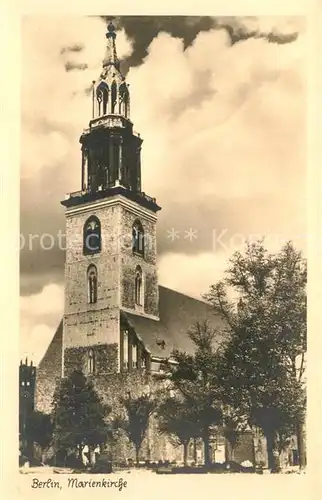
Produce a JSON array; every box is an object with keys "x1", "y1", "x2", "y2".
[
  {"x1": 157, "y1": 396, "x2": 199, "y2": 464},
  {"x1": 116, "y1": 393, "x2": 157, "y2": 463},
  {"x1": 158, "y1": 397, "x2": 198, "y2": 445},
  {"x1": 169, "y1": 321, "x2": 223, "y2": 466},
  {"x1": 221, "y1": 413, "x2": 245, "y2": 460},
  {"x1": 52, "y1": 370, "x2": 110, "y2": 459},
  {"x1": 25, "y1": 410, "x2": 53, "y2": 450},
  {"x1": 204, "y1": 240, "x2": 307, "y2": 470}
]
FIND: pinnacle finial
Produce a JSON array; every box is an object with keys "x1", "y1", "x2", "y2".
[
  {"x1": 108, "y1": 21, "x2": 115, "y2": 32},
  {"x1": 106, "y1": 20, "x2": 116, "y2": 38}
]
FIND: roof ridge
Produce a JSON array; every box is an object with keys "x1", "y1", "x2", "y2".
[
  {"x1": 158, "y1": 285, "x2": 210, "y2": 306},
  {"x1": 37, "y1": 319, "x2": 63, "y2": 368}
]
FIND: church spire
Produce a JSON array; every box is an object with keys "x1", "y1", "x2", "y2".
[
  {"x1": 103, "y1": 21, "x2": 119, "y2": 69},
  {"x1": 62, "y1": 19, "x2": 160, "y2": 214},
  {"x1": 92, "y1": 20, "x2": 130, "y2": 120}
]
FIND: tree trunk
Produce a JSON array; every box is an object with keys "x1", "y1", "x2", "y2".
[
  {"x1": 89, "y1": 446, "x2": 97, "y2": 467},
  {"x1": 88, "y1": 447, "x2": 93, "y2": 467},
  {"x1": 26, "y1": 439, "x2": 34, "y2": 462},
  {"x1": 266, "y1": 431, "x2": 281, "y2": 473},
  {"x1": 135, "y1": 444, "x2": 140, "y2": 466},
  {"x1": 203, "y1": 429, "x2": 211, "y2": 468},
  {"x1": 225, "y1": 439, "x2": 233, "y2": 462},
  {"x1": 296, "y1": 421, "x2": 306, "y2": 469},
  {"x1": 183, "y1": 441, "x2": 189, "y2": 466},
  {"x1": 193, "y1": 438, "x2": 197, "y2": 463}
]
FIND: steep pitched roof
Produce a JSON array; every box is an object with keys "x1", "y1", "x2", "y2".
[
  {"x1": 37, "y1": 286, "x2": 226, "y2": 374},
  {"x1": 122, "y1": 286, "x2": 225, "y2": 359},
  {"x1": 37, "y1": 319, "x2": 63, "y2": 372},
  {"x1": 35, "y1": 320, "x2": 63, "y2": 413}
]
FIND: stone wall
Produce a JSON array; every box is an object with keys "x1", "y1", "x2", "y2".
[
  {"x1": 233, "y1": 432, "x2": 256, "y2": 464},
  {"x1": 64, "y1": 204, "x2": 121, "y2": 350},
  {"x1": 119, "y1": 205, "x2": 159, "y2": 318},
  {"x1": 64, "y1": 343, "x2": 118, "y2": 377}
]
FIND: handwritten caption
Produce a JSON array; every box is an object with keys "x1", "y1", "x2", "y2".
[{"x1": 31, "y1": 477, "x2": 128, "y2": 491}]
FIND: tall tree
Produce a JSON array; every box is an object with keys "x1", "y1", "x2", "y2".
[
  {"x1": 116, "y1": 393, "x2": 157, "y2": 465},
  {"x1": 204, "y1": 240, "x2": 306, "y2": 471},
  {"x1": 25, "y1": 410, "x2": 53, "y2": 451},
  {"x1": 157, "y1": 397, "x2": 199, "y2": 466},
  {"x1": 52, "y1": 370, "x2": 110, "y2": 465},
  {"x1": 169, "y1": 321, "x2": 223, "y2": 467},
  {"x1": 222, "y1": 412, "x2": 244, "y2": 462}
]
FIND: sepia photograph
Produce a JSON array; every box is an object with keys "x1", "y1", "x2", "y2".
[{"x1": 19, "y1": 14, "x2": 307, "y2": 482}]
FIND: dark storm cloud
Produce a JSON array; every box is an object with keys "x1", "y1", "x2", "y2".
[
  {"x1": 60, "y1": 43, "x2": 84, "y2": 54},
  {"x1": 64, "y1": 61, "x2": 88, "y2": 72},
  {"x1": 20, "y1": 16, "x2": 304, "y2": 298},
  {"x1": 20, "y1": 159, "x2": 71, "y2": 295},
  {"x1": 102, "y1": 16, "x2": 215, "y2": 74},
  {"x1": 212, "y1": 16, "x2": 299, "y2": 45},
  {"x1": 21, "y1": 16, "x2": 220, "y2": 296},
  {"x1": 100, "y1": 15, "x2": 299, "y2": 76}
]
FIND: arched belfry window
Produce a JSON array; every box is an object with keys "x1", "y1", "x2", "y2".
[
  {"x1": 83, "y1": 216, "x2": 101, "y2": 255},
  {"x1": 96, "y1": 82, "x2": 109, "y2": 116},
  {"x1": 132, "y1": 220, "x2": 144, "y2": 256},
  {"x1": 111, "y1": 81, "x2": 117, "y2": 114},
  {"x1": 87, "y1": 265, "x2": 98, "y2": 304},
  {"x1": 135, "y1": 265, "x2": 143, "y2": 307},
  {"x1": 119, "y1": 83, "x2": 129, "y2": 117},
  {"x1": 87, "y1": 348, "x2": 95, "y2": 375}
]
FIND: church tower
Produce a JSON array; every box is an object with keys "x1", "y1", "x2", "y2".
[{"x1": 61, "y1": 22, "x2": 161, "y2": 378}]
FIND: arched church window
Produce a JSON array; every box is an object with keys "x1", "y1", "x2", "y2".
[
  {"x1": 83, "y1": 216, "x2": 101, "y2": 255},
  {"x1": 111, "y1": 81, "x2": 117, "y2": 114},
  {"x1": 87, "y1": 265, "x2": 98, "y2": 304},
  {"x1": 87, "y1": 348, "x2": 95, "y2": 375},
  {"x1": 135, "y1": 265, "x2": 143, "y2": 307},
  {"x1": 132, "y1": 220, "x2": 144, "y2": 256}
]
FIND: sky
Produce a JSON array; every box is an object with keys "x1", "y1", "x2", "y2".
[{"x1": 20, "y1": 15, "x2": 307, "y2": 364}]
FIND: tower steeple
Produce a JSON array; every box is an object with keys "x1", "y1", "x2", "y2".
[
  {"x1": 93, "y1": 20, "x2": 130, "y2": 120},
  {"x1": 60, "y1": 20, "x2": 161, "y2": 385},
  {"x1": 62, "y1": 21, "x2": 160, "y2": 214}
]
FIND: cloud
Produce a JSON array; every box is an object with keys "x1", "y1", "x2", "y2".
[
  {"x1": 20, "y1": 16, "x2": 133, "y2": 290},
  {"x1": 20, "y1": 283, "x2": 64, "y2": 317},
  {"x1": 129, "y1": 26, "x2": 306, "y2": 241},
  {"x1": 20, "y1": 16, "x2": 306, "y2": 363},
  {"x1": 20, "y1": 284, "x2": 64, "y2": 364},
  {"x1": 158, "y1": 252, "x2": 228, "y2": 300}
]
